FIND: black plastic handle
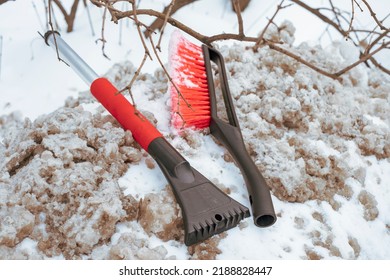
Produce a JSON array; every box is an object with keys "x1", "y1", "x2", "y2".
[
  {"x1": 211, "y1": 119, "x2": 276, "y2": 227},
  {"x1": 202, "y1": 45, "x2": 276, "y2": 227}
]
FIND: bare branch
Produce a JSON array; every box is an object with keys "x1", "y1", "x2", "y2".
[
  {"x1": 114, "y1": 8, "x2": 209, "y2": 44},
  {"x1": 364, "y1": 30, "x2": 390, "y2": 54},
  {"x1": 205, "y1": 33, "x2": 257, "y2": 44},
  {"x1": 112, "y1": 1, "x2": 154, "y2": 101},
  {"x1": 130, "y1": 1, "x2": 152, "y2": 60},
  {"x1": 290, "y1": 0, "x2": 349, "y2": 38},
  {"x1": 49, "y1": 0, "x2": 61, "y2": 31},
  {"x1": 68, "y1": 0, "x2": 80, "y2": 32},
  {"x1": 32, "y1": 1, "x2": 45, "y2": 31},
  {"x1": 149, "y1": 35, "x2": 192, "y2": 110},
  {"x1": 150, "y1": 34, "x2": 193, "y2": 128},
  {"x1": 95, "y1": 1, "x2": 110, "y2": 59},
  {"x1": 346, "y1": 0, "x2": 355, "y2": 37},
  {"x1": 89, "y1": 0, "x2": 390, "y2": 80},
  {"x1": 231, "y1": 0, "x2": 251, "y2": 12},
  {"x1": 52, "y1": 0, "x2": 80, "y2": 32},
  {"x1": 115, "y1": 52, "x2": 148, "y2": 108},
  {"x1": 254, "y1": 0, "x2": 286, "y2": 49},
  {"x1": 47, "y1": 0, "x2": 69, "y2": 66},
  {"x1": 156, "y1": 0, "x2": 176, "y2": 51},
  {"x1": 369, "y1": 56, "x2": 390, "y2": 76},
  {"x1": 266, "y1": 41, "x2": 339, "y2": 80},
  {"x1": 51, "y1": 0, "x2": 68, "y2": 18},
  {"x1": 328, "y1": 0, "x2": 342, "y2": 29},
  {"x1": 43, "y1": 0, "x2": 49, "y2": 30},
  {"x1": 288, "y1": 0, "x2": 389, "y2": 77},
  {"x1": 346, "y1": 0, "x2": 363, "y2": 38},
  {"x1": 144, "y1": 0, "x2": 198, "y2": 38},
  {"x1": 335, "y1": 41, "x2": 390, "y2": 76},
  {"x1": 361, "y1": 0, "x2": 389, "y2": 31},
  {"x1": 83, "y1": 0, "x2": 96, "y2": 36},
  {"x1": 232, "y1": 0, "x2": 245, "y2": 37},
  {"x1": 267, "y1": 39, "x2": 390, "y2": 80},
  {"x1": 0, "y1": 0, "x2": 15, "y2": 5}
]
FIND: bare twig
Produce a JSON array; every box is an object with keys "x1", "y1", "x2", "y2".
[
  {"x1": 150, "y1": 35, "x2": 192, "y2": 128},
  {"x1": 50, "y1": 0, "x2": 61, "y2": 31},
  {"x1": 369, "y1": 56, "x2": 390, "y2": 76},
  {"x1": 289, "y1": 0, "x2": 389, "y2": 76},
  {"x1": 356, "y1": 13, "x2": 390, "y2": 49},
  {"x1": 43, "y1": 0, "x2": 49, "y2": 30},
  {"x1": 113, "y1": 8, "x2": 209, "y2": 44},
  {"x1": 149, "y1": 35, "x2": 192, "y2": 110},
  {"x1": 32, "y1": 1, "x2": 45, "y2": 31},
  {"x1": 205, "y1": 33, "x2": 257, "y2": 44},
  {"x1": 102, "y1": 0, "x2": 193, "y2": 112},
  {"x1": 51, "y1": 0, "x2": 68, "y2": 18},
  {"x1": 83, "y1": 0, "x2": 96, "y2": 36},
  {"x1": 355, "y1": 28, "x2": 389, "y2": 38},
  {"x1": 335, "y1": 41, "x2": 390, "y2": 76},
  {"x1": 266, "y1": 41, "x2": 339, "y2": 80},
  {"x1": 144, "y1": 0, "x2": 198, "y2": 38},
  {"x1": 115, "y1": 6, "x2": 252, "y2": 44},
  {"x1": 118, "y1": 0, "x2": 128, "y2": 45},
  {"x1": 96, "y1": 1, "x2": 110, "y2": 59},
  {"x1": 290, "y1": 0, "x2": 349, "y2": 38},
  {"x1": 364, "y1": 30, "x2": 390, "y2": 55},
  {"x1": 266, "y1": 39, "x2": 390, "y2": 80},
  {"x1": 0, "y1": 0, "x2": 14, "y2": 5},
  {"x1": 328, "y1": 0, "x2": 342, "y2": 30},
  {"x1": 47, "y1": 0, "x2": 69, "y2": 66},
  {"x1": 346, "y1": 0, "x2": 355, "y2": 37},
  {"x1": 156, "y1": 0, "x2": 176, "y2": 51},
  {"x1": 232, "y1": 0, "x2": 245, "y2": 37},
  {"x1": 346, "y1": 0, "x2": 363, "y2": 38},
  {"x1": 90, "y1": 0, "x2": 390, "y2": 80},
  {"x1": 231, "y1": 0, "x2": 251, "y2": 12},
  {"x1": 114, "y1": 0, "x2": 155, "y2": 101},
  {"x1": 52, "y1": 0, "x2": 80, "y2": 32},
  {"x1": 130, "y1": 1, "x2": 152, "y2": 60},
  {"x1": 254, "y1": 0, "x2": 286, "y2": 49},
  {"x1": 115, "y1": 52, "x2": 148, "y2": 107},
  {"x1": 361, "y1": 0, "x2": 389, "y2": 31}
]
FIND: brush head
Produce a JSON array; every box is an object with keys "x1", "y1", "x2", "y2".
[
  {"x1": 169, "y1": 30, "x2": 211, "y2": 129},
  {"x1": 169, "y1": 32, "x2": 277, "y2": 229}
]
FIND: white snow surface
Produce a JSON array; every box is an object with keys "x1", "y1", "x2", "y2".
[{"x1": 1, "y1": 1, "x2": 390, "y2": 260}]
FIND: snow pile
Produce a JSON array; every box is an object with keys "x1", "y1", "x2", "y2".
[
  {"x1": 0, "y1": 75, "x2": 181, "y2": 259},
  {"x1": 0, "y1": 106, "x2": 143, "y2": 259},
  {"x1": 1, "y1": 23, "x2": 390, "y2": 259},
  {"x1": 221, "y1": 21, "x2": 390, "y2": 206}
]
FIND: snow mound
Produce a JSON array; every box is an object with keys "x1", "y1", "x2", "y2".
[
  {"x1": 0, "y1": 105, "x2": 144, "y2": 259},
  {"x1": 219, "y1": 29, "x2": 390, "y2": 204}
]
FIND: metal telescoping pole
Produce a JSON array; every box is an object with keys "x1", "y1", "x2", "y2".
[{"x1": 44, "y1": 31, "x2": 98, "y2": 86}]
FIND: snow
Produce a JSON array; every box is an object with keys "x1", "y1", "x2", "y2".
[
  {"x1": 1, "y1": 0, "x2": 390, "y2": 260},
  {"x1": 118, "y1": 157, "x2": 166, "y2": 198}
]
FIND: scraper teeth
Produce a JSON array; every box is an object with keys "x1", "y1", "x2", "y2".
[{"x1": 186, "y1": 206, "x2": 250, "y2": 245}]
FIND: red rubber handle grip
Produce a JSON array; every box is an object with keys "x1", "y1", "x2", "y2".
[{"x1": 90, "y1": 77, "x2": 163, "y2": 151}]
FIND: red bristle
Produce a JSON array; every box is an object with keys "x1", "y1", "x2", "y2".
[{"x1": 169, "y1": 31, "x2": 211, "y2": 130}]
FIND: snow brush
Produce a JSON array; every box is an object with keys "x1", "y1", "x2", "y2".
[
  {"x1": 44, "y1": 31, "x2": 249, "y2": 246},
  {"x1": 169, "y1": 31, "x2": 276, "y2": 228}
]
